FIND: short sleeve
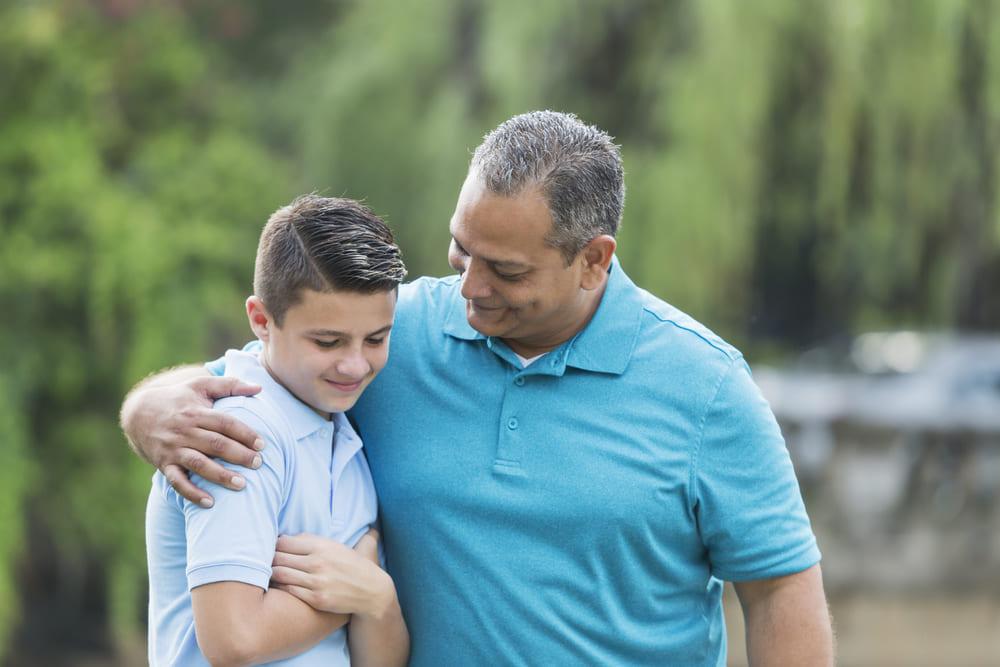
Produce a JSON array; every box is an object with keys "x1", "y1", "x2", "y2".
[
  {"x1": 175, "y1": 404, "x2": 288, "y2": 591},
  {"x1": 205, "y1": 341, "x2": 263, "y2": 376},
  {"x1": 692, "y1": 358, "x2": 821, "y2": 582}
]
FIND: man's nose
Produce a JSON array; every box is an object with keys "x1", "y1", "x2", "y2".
[{"x1": 459, "y1": 260, "x2": 491, "y2": 300}]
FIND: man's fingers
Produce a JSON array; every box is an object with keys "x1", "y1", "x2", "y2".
[
  {"x1": 191, "y1": 425, "x2": 263, "y2": 469},
  {"x1": 178, "y1": 448, "x2": 247, "y2": 491},
  {"x1": 192, "y1": 376, "x2": 261, "y2": 401},
  {"x1": 198, "y1": 412, "x2": 265, "y2": 454},
  {"x1": 271, "y1": 565, "x2": 313, "y2": 588},
  {"x1": 163, "y1": 463, "x2": 215, "y2": 508}
]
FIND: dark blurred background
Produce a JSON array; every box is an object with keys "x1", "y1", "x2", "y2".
[{"x1": 1, "y1": 1, "x2": 998, "y2": 665}]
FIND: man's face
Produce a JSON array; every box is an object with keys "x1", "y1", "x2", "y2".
[
  {"x1": 447, "y1": 172, "x2": 591, "y2": 355},
  {"x1": 252, "y1": 288, "x2": 396, "y2": 416}
]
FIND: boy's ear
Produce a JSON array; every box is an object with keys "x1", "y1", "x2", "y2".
[{"x1": 246, "y1": 296, "x2": 273, "y2": 341}]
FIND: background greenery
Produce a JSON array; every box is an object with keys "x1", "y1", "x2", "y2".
[{"x1": 1, "y1": 0, "x2": 998, "y2": 661}]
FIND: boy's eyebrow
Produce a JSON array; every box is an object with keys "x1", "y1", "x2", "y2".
[{"x1": 306, "y1": 324, "x2": 393, "y2": 337}]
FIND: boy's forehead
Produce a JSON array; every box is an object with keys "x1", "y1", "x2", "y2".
[{"x1": 284, "y1": 287, "x2": 396, "y2": 329}]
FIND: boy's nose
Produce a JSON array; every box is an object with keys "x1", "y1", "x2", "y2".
[{"x1": 335, "y1": 352, "x2": 370, "y2": 380}]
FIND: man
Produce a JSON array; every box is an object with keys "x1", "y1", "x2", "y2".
[{"x1": 123, "y1": 111, "x2": 833, "y2": 665}]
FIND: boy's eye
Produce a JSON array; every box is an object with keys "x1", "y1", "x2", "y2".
[
  {"x1": 366, "y1": 337, "x2": 386, "y2": 346},
  {"x1": 314, "y1": 339, "x2": 341, "y2": 349}
]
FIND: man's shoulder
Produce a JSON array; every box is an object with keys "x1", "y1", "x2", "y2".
[
  {"x1": 396, "y1": 275, "x2": 461, "y2": 324},
  {"x1": 633, "y1": 289, "x2": 743, "y2": 368},
  {"x1": 399, "y1": 275, "x2": 460, "y2": 304}
]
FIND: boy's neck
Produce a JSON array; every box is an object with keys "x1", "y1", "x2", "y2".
[{"x1": 259, "y1": 349, "x2": 333, "y2": 421}]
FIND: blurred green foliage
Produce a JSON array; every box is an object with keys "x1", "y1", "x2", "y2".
[{"x1": 1, "y1": 0, "x2": 998, "y2": 660}]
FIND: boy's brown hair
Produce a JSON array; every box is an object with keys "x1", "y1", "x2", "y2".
[{"x1": 254, "y1": 195, "x2": 406, "y2": 325}]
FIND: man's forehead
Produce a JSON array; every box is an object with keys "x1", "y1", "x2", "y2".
[
  {"x1": 450, "y1": 221, "x2": 533, "y2": 268},
  {"x1": 449, "y1": 188, "x2": 556, "y2": 267}
]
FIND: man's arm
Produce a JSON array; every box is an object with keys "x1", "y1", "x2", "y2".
[
  {"x1": 192, "y1": 581, "x2": 349, "y2": 667},
  {"x1": 120, "y1": 364, "x2": 263, "y2": 506},
  {"x1": 733, "y1": 564, "x2": 834, "y2": 666}
]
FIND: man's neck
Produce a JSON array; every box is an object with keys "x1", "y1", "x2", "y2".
[{"x1": 503, "y1": 279, "x2": 608, "y2": 358}]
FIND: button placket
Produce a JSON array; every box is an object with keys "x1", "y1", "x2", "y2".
[{"x1": 494, "y1": 373, "x2": 526, "y2": 472}]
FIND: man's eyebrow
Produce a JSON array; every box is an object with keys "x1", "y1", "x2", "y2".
[
  {"x1": 450, "y1": 235, "x2": 530, "y2": 271},
  {"x1": 306, "y1": 324, "x2": 393, "y2": 337}
]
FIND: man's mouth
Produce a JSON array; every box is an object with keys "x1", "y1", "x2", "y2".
[{"x1": 469, "y1": 301, "x2": 505, "y2": 312}]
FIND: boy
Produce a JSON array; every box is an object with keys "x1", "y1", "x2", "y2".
[{"x1": 145, "y1": 195, "x2": 409, "y2": 666}]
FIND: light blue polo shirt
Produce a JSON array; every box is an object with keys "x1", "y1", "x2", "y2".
[
  {"x1": 146, "y1": 349, "x2": 377, "y2": 666},
  {"x1": 208, "y1": 258, "x2": 819, "y2": 666}
]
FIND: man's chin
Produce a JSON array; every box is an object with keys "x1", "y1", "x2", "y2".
[{"x1": 467, "y1": 312, "x2": 512, "y2": 337}]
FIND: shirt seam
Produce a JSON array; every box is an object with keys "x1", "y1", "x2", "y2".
[
  {"x1": 187, "y1": 562, "x2": 272, "y2": 586},
  {"x1": 642, "y1": 308, "x2": 740, "y2": 361},
  {"x1": 688, "y1": 355, "x2": 741, "y2": 517},
  {"x1": 713, "y1": 540, "x2": 822, "y2": 582}
]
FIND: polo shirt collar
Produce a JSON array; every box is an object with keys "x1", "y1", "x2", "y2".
[
  {"x1": 224, "y1": 349, "x2": 331, "y2": 440},
  {"x1": 561, "y1": 255, "x2": 642, "y2": 375},
  {"x1": 442, "y1": 286, "x2": 486, "y2": 341},
  {"x1": 440, "y1": 255, "x2": 643, "y2": 376}
]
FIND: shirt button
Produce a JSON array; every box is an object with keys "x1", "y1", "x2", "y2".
[
  {"x1": 514, "y1": 376, "x2": 525, "y2": 386},
  {"x1": 507, "y1": 417, "x2": 519, "y2": 430}
]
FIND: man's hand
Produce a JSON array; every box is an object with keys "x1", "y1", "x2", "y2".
[
  {"x1": 120, "y1": 366, "x2": 263, "y2": 507},
  {"x1": 270, "y1": 530, "x2": 398, "y2": 619}
]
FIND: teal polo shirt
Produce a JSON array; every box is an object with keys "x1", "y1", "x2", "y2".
[
  {"x1": 210, "y1": 259, "x2": 819, "y2": 666},
  {"x1": 350, "y1": 257, "x2": 819, "y2": 666}
]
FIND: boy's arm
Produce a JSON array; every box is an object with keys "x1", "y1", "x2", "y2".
[
  {"x1": 271, "y1": 532, "x2": 409, "y2": 667},
  {"x1": 121, "y1": 364, "x2": 263, "y2": 506},
  {"x1": 345, "y1": 533, "x2": 409, "y2": 667},
  {"x1": 191, "y1": 581, "x2": 349, "y2": 667},
  {"x1": 179, "y1": 406, "x2": 357, "y2": 665}
]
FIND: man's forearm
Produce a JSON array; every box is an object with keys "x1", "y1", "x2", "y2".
[{"x1": 736, "y1": 565, "x2": 834, "y2": 666}]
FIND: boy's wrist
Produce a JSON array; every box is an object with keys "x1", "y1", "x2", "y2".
[{"x1": 360, "y1": 569, "x2": 399, "y2": 621}]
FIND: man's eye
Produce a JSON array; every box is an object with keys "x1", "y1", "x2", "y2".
[
  {"x1": 496, "y1": 272, "x2": 523, "y2": 282},
  {"x1": 315, "y1": 339, "x2": 341, "y2": 348},
  {"x1": 366, "y1": 337, "x2": 386, "y2": 346}
]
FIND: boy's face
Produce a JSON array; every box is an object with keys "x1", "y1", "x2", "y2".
[{"x1": 247, "y1": 288, "x2": 396, "y2": 417}]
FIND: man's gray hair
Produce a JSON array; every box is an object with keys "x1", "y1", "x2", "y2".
[{"x1": 470, "y1": 110, "x2": 625, "y2": 263}]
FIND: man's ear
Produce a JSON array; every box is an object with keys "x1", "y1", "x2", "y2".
[
  {"x1": 579, "y1": 235, "x2": 616, "y2": 291},
  {"x1": 246, "y1": 296, "x2": 273, "y2": 342}
]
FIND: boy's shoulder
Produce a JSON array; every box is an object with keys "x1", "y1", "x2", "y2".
[{"x1": 213, "y1": 349, "x2": 298, "y2": 451}]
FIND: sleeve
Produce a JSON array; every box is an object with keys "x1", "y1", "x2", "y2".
[
  {"x1": 692, "y1": 357, "x2": 821, "y2": 582},
  {"x1": 204, "y1": 340, "x2": 264, "y2": 376},
  {"x1": 177, "y1": 404, "x2": 288, "y2": 591}
]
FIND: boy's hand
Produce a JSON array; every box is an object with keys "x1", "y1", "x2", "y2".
[
  {"x1": 121, "y1": 374, "x2": 264, "y2": 507},
  {"x1": 271, "y1": 530, "x2": 397, "y2": 619}
]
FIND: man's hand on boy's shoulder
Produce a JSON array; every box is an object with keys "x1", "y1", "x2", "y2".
[{"x1": 120, "y1": 365, "x2": 265, "y2": 507}]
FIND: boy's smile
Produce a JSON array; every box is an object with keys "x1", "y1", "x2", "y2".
[{"x1": 247, "y1": 288, "x2": 396, "y2": 417}]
